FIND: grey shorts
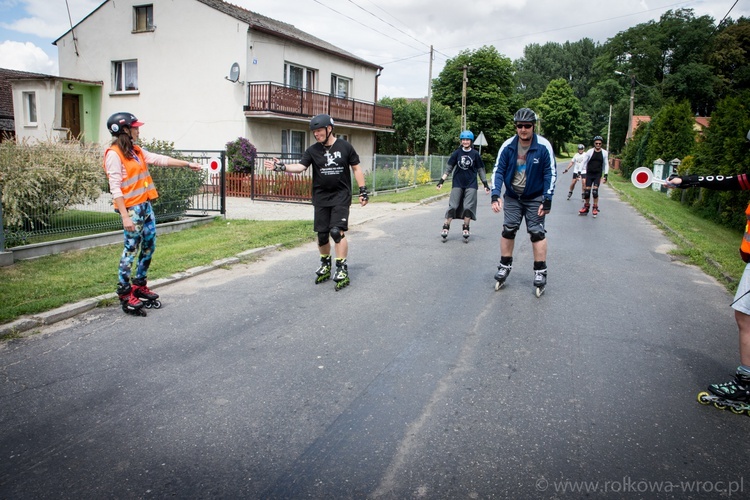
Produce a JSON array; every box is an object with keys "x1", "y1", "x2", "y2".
[
  {"x1": 732, "y1": 263, "x2": 750, "y2": 315},
  {"x1": 503, "y1": 194, "x2": 546, "y2": 234}
]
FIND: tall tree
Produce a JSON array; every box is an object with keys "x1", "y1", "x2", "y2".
[
  {"x1": 645, "y1": 100, "x2": 696, "y2": 166},
  {"x1": 534, "y1": 79, "x2": 586, "y2": 155},
  {"x1": 375, "y1": 97, "x2": 459, "y2": 156},
  {"x1": 432, "y1": 46, "x2": 516, "y2": 159}
]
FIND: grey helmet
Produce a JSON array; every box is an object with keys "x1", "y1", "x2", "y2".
[
  {"x1": 310, "y1": 114, "x2": 334, "y2": 130},
  {"x1": 593, "y1": 135, "x2": 604, "y2": 143},
  {"x1": 577, "y1": 144, "x2": 585, "y2": 150},
  {"x1": 513, "y1": 108, "x2": 537, "y2": 123}
]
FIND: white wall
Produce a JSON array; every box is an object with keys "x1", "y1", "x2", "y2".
[{"x1": 11, "y1": 80, "x2": 67, "y2": 142}]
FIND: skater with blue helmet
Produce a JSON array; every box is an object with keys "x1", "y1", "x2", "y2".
[{"x1": 437, "y1": 130, "x2": 489, "y2": 242}]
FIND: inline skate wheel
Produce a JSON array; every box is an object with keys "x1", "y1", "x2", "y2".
[
  {"x1": 713, "y1": 401, "x2": 727, "y2": 410},
  {"x1": 153, "y1": 300, "x2": 162, "y2": 309},
  {"x1": 730, "y1": 405, "x2": 745, "y2": 415},
  {"x1": 494, "y1": 281, "x2": 502, "y2": 291},
  {"x1": 144, "y1": 301, "x2": 153, "y2": 309},
  {"x1": 535, "y1": 286, "x2": 545, "y2": 298},
  {"x1": 697, "y1": 392, "x2": 711, "y2": 405}
]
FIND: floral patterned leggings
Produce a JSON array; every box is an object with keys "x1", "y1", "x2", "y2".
[{"x1": 118, "y1": 201, "x2": 156, "y2": 285}]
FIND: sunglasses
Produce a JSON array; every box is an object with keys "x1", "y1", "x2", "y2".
[
  {"x1": 516, "y1": 123, "x2": 533, "y2": 129},
  {"x1": 594, "y1": 143, "x2": 602, "y2": 146}
]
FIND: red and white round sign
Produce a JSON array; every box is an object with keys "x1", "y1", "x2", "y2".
[
  {"x1": 631, "y1": 167, "x2": 654, "y2": 189},
  {"x1": 208, "y1": 157, "x2": 220, "y2": 171}
]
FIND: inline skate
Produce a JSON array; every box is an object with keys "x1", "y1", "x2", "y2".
[
  {"x1": 333, "y1": 258, "x2": 350, "y2": 291},
  {"x1": 132, "y1": 278, "x2": 161, "y2": 309},
  {"x1": 533, "y1": 267, "x2": 547, "y2": 298},
  {"x1": 592, "y1": 204, "x2": 599, "y2": 218},
  {"x1": 462, "y1": 223, "x2": 470, "y2": 243},
  {"x1": 441, "y1": 223, "x2": 450, "y2": 242},
  {"x1": 315, "y1": 255, "x2": 332, "y2": 284},
  {"x1": 578, "y1": 203, "x2": 590, "y2": 216},
  {"x1": 117, "y1": 283, "x2": 146, "y2": 317},
  {"x1": 697, "y1": 372, "x2": 750, "y2": 416},
  {"x1": 494, "y1": 262, "x2": 512, "y2": 291}
]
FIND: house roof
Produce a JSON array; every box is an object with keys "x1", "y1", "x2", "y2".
[{"x1": 53, "y1": 0, "x2": 382, "y2": 70}]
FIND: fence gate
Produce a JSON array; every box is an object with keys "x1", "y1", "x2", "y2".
[{"x1": 182, "y1": 149, "x2": 227, "y2": 216}]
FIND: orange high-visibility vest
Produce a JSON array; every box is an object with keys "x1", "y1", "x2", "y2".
[
  {"x1": 103, "y1": 145, "x2": 158, "y2": 208},
  {"x1": 742, "y1": 203, "x2": 750, "y2": 263}
]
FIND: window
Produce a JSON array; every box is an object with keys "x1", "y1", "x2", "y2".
[
  {"x1": 281, "y1": 130, "x2": 306, "y2": 158},
  {"x1": 22, "y1": 92, "x2": 37, "y2": 125},
  {"x1": 331, "y1": 75, "x2": 350, "y2": 98},
  {"x1": 284, "y1": 63, "x2": 314, "y2": 90},
  {"x1": 133, "y1": 5, "x2": 154, "y2": 32},
  {"x1": 336, "y1": 133, "x2": 349, "y2": 142},
  {"x1": 113, "y1": 60, "x2": 139, "y2": 92}
]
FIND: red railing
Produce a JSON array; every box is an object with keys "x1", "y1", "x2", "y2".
[
  {"x1": 246, "y1": 82, "x2": 392, "y2": 129},
  {"x1": 224, "y1": 171, "x2": 312, "y2": 202}
]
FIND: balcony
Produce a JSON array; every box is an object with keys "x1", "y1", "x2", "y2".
[{"x1": 245, "y1": 82, "x2": 392, "y2": 130}]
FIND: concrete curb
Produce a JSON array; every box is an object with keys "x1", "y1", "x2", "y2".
[{"x1": 0, "y1": 244, "x2": 279, "y2": 339}]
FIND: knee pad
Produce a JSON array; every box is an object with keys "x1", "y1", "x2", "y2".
[
  {"x1": 592, "y1": 187, "x2": 599, "y2": 198},
  {"x1": 330, "y1": 226, "x2": 345, "y2": 244},
  {"x1": 583, "y1": 188, "x2": 591, "y2": 199},
  {"x1": 529, "y1": 230, "x2": 546, "y2": 242},
  {"x1": 502, "y1": 225, "x2": 519, "y2": 240},
  {"x1": 318, "y1": 232, "x2": 330, "y2": 247}
]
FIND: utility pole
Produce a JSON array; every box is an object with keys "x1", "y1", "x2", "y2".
[
  {"x1": 461, "y1": 64, "x2": 470, "y2": 130},
  {"x1": 424, "y1": 45, "x2": 433, "y2": 159},
  {"x1": 626, "y1": 74, "x2": 635, "y2": 142},
  {"x1": 606, "y1": 103, "x2": 612, "y2": 151}
]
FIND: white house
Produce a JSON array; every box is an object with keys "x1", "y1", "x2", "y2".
[{"x1": 13, "y1": 0, "x2": 391, "y2": 157}]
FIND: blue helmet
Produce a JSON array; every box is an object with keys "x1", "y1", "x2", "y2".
[{"x1": 459, "y1": 130, "x2": 474, "y2": 141}]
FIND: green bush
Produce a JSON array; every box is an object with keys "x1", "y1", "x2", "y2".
[
  {"x1": 0, "y1": 139, "x2": 103, "y2": 232},
  {"x1": 139, "y1": 138, "x2": 203, "y2": 222},
  {"x1": 226, "y1": 137, "x2": 257, "y2": 174}
]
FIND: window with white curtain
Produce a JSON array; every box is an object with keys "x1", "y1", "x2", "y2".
[{"x1": 113, "y1": 60, "x2": 139, "y2": 92}]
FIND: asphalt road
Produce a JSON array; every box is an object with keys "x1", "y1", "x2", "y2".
[{"x1": 1, "y1": 183, "x2": 748, "y2": 499}]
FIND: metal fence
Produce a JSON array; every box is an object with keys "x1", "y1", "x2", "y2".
[
  {"x1": 1, "y1": 146, "x2": 451, "y2": 250},
  {"x1": 1, "y1": 149, "x2": 225, "y2": 249}
]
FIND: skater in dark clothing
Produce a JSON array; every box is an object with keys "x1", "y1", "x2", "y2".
[
  {"x1": 667, "y1": 139, "x2": 750, "y2": 410},
  {"x1": 103, "y1": 112, "x2": 202, "y2": 315},
  {"x1": 264, "y1": 114, "x2": 368, "y2": 291},
  {"x1": 436, "y1": 130, "x2": 490, "y2": 241},
  {"x1": 578, "y1": 136, "x2": 609, "y2": 217},
  {"x1": 491, "y1": 108, "x2": 556, "y2": 295}
]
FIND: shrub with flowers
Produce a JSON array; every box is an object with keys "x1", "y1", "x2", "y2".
[{"x1": 226, "y1": 137, "x2": 257, "y2": 174}]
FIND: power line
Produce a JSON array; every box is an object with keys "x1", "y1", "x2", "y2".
[{"x1": 346, "y1": 0, "x2": 430, "y2": 49}]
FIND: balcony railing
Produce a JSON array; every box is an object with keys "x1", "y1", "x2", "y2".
[{"x1": 245, "y1": 82, "x2": 392, "y2": 129}]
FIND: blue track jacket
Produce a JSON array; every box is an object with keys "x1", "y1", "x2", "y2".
[{"x1": 491, "y1": 134, "x2": 556, "y2": 201}]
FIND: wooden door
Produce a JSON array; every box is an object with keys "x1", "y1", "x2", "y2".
[{"x1": 62, "y1": 94, "x2": 81, "y2": 140}]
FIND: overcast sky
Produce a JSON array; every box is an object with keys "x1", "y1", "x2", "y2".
[{"x1": 0, "y1": 0, "x2": 747, "y2": 98}]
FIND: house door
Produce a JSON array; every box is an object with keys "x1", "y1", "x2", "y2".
[{"x1": 62, "y1": 94, "x2": 81, "y2": 140}]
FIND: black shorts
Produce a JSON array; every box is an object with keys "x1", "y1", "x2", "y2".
[
  {"x1": 585, "y1": 173, "x2": 602, "y2": 187},
  {"x1": 314, "y1": 205, "x2": 350, "y2": 233}
]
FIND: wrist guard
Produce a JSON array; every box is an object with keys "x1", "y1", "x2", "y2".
[
  {"x1": 359, "y1": 186, "x2": 369, "y2": 202},
  {"x1": 542, "y1": 197, "x2": 552, "y2": 212},
  {"x1": 603, "y1": 173, "x2": 608, "y2": 181},
  {"x1": 437, "y1": 178, "x2": 444, "y2": 187},
  {"x1": 482, "y1": 180, "x2": 489, "y2": 190},
  {"x1": 273, "y1": 161, "x2": 286, "y2": 172},
  {"x1": 673, "y1": 174, "x2": 699, "y2": 188},
  {"x1": 491, "y1": 195, "x2": 499, "y2": 203}
]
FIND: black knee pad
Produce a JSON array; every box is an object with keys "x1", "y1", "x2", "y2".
[
  {"x1": 318, "y1": 232, "x2": 330, "y2": 247},
  {"x1": 502, "y1": 225, "x2": 519, "y2": 240},
  {"x1": 592, "y1": 188, "x2": 599, "y2": 198},
  {"x1": 330, "y1": 226, "x2": 345, "y2": 244},
  {"x1": 583, "y1": 188, "x2": 591, "y2": 199},
  {"x1": 529, "y1": 230, "x2": 546, "y2": 242}
]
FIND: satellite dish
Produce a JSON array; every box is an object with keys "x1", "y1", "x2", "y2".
[{"x1": 227, "y1": 62, "x2": 240, "y2": 83}]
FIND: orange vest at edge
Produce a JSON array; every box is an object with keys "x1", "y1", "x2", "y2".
[{"x1": 103, "y1": 145, "x2": 158, "y2": 208}]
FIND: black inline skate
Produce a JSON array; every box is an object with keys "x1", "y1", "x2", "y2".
[
  {"x1": 315, "y1": 255, "x2": 332, "y2": 284},
  {"x1": 494, "y1": 262, "x2": 512, "y2": 291},
  {"x1": 117, "y1": 283, "x2": 146, "y2": 317},
  {"x1": 462, "y1": 223, "x2": 470, "y2": 243},
  {"x1": 132, "y1": 278, "x2": 161, "y2": 309},
  {"x1": 533, "y1": 267, "x2": 547, "y2": 298},
  {"x1": 697, "y1": 371, "x2": 750, "y2": 416},
  {"x1": 441, "y1": 223, "x2": 450, "y2": 242},
  {"x1": 333, "y1": 258, "x2": 350, "y2": 291}
]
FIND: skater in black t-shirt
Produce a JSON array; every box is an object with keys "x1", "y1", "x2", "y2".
[
  {"x1": 436, "y1": 130, "x2": 489, "y2": 242},
  {"x1": 264, "y1": 114, "x2": 368, "y2": 290},
  {"x1": 578, "y1": 136, "x2": 609, "y2": 217}
]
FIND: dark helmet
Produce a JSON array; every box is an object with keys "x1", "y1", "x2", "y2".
[
  {"x1": 459, "y1": 130, "x2": 474, "y2": 141},
  {"x1": 593, "y1": 135, "x2": 603, "y2": 143},
  {"x1": 107, "y1": 112, "x2": 144, "y2": 136},
  {"x1": 513, "y1": 108, "x2": 537, "y2": 123},
  {"x1": 310, "y1": 114, "x2": 334, "y2": 130}
]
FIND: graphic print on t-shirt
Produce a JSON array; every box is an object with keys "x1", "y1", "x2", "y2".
[
  {"x1": 458, "y1": 154, "x2": 474, "y2": 170},
  {"x1": 321, "y1": 150, "x2": 344, "y2": 176}
]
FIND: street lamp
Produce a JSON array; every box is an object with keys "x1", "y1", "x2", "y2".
[{"x1": 615, "y1": 70, "x2": 636, "y2": 142}]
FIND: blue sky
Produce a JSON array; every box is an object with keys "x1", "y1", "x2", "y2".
[{"x1": 0, "y1": 0, "x2": 747, "y2": 98}]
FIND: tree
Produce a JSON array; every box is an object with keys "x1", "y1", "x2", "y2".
[
  {"x1": 432, "y1": 46, "x2": 516, "y2": 159},
  {"x1": 375, "y1": 97, "x2": 459, "y2": 155},
  {"x1": 644, "y1": 100, "x2": 696, "y2": 166},
  {"x1": 708, "y1": 18, "x2": 750, "y2": 100},
  {"x1": 534, "y1": 79, "x2": 586, "y2": 155}
]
